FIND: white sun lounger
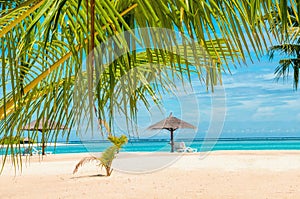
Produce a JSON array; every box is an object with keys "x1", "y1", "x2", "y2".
[
  {"x1": 23, "y1": 147, "x2": 52, "y2": 155},
  {"x1": 174, "y1": 142, "x2": 197, "y2": 153}
]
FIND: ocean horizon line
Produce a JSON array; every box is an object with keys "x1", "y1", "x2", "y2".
[{"x1": 65, "y1": 136, "x2": 300, "y2": 144}]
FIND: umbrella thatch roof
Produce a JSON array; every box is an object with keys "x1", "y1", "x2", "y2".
[
  {"x1": 147, "y1": 113, "x2": 196, "y2": 131},
  {"x1": 21, "y1": 120, "x2": 66, "y2": 155},
  {"x1": 147, "y1": 113, "x2": 196, "y2": 152},
  {"x1": 22, "y1": 120, "x2": 66, "y2": 131}
]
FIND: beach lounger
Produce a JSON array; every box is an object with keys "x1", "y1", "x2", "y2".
[
  {"x1": 22, "y1": 147, "x2": 52, "y2": 155},
  {"x1": 174, "y1": 142, "x2": 197, "y2": 153},
  {"x1": 32, "y1": 147, "x2": 42, "y2": 155},
  {"x1": 21, "y1": 146, "x2": 40, "y2": 155},
  {"x1": 22, "y1": 147, "x2": 32, "y2": 156},
  {"x1": 45, "y1": 151, "x2": 52, "y2": 155},
  {"x1": 35, "y1": 146, "x2": 53, "y2": 155}
]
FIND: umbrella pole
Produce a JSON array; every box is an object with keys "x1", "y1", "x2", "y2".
[
  {"x1": 41, "y1": 131, "x2": 45, "y2": 155},
  {"x1": 170, "y1": 129, "x2": 174, "y2": 153}
]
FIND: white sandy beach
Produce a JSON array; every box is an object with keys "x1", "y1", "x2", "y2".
[{"x1": 1, "y1": 150, "x2": 300, "y2": 199}]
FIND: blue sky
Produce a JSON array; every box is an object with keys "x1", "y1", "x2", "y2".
[
  {"x1": 70, "y1": 53, "x2": 300, "y2": 142},
  {"x1": 132, "y1": 29, "x2": 300, "y2": 139},
  {"x1": 201, "y1": 55, "x2": 300, "y2": 138},
  {"x1": 102, "y1": 53, "x2": 300, "y2": 141},
  {"x1": 41, "y1": 27, "x2": 300, "y2": 141}
]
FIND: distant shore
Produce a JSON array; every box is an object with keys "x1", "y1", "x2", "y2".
[
  {"x1": 1, "y1": 150, "x2": 300, "y2": 198},
  {"x1": 4, "y1": 137, "x2": 300, "y2": 155},
  {"x1": 0, "y1": 142, "x2": 79, "y2": 148}
]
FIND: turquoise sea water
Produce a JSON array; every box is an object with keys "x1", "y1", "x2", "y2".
[{"x1": 3, "y1": 137, "x2": 300, "y2": 155}]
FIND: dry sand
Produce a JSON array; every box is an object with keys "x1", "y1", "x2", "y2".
[{"x1": 1, "y1": 150, "x2": 300, "y2": 199}]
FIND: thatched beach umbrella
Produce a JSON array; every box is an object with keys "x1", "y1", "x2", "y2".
[
  {"x1": 22, "y1": 137, "x2": 32, "y2": 144},
  {"x1": 22, "y1": 120, "x2": 66, "y2": 155},
  {"x1": 147, "y1": 113, "x2": 196, "y2": 152}
]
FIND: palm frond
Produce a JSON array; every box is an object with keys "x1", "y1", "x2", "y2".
[
  {"x1": 108, "y1": 135, "x2": 128, "y2": 149},
  {"x1": 73, "y1": 156, "x2": 98, "y2": 174},
  {"x1": 268, "y1": 44, "x2": 300, "y2": 59},
  {"x1": 274, "y1": 58, "x2": 300, "y2": 90},
  {"x1": 98, "y1": 146, "x2": 118, "y2": 167},
  {"x1": 2, "y1": 0, "x2": 297, "y2": 170},
  {"x1": 0, "y1": 0, "x2": 44, "y2": 38},
  {"x1": 73, "y1": 145, "x2": 120, "y2": 176}
]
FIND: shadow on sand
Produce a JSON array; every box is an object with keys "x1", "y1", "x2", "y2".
[{"x1": 71, "y1": 174, "x2": 106, "y2": 179}]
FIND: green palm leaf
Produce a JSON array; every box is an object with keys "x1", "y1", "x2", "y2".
[
  {"x1": 1, "y1": 0, "x2": 298, "y2": 170},
  {"x1": 73, "y1": 135, "x2": 127, "y2": 176}
]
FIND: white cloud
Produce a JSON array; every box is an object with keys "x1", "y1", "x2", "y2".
[
  {"x1": 258, "y1": 73, "x2": 276, "y2": 80},
  {"x1": 253, "y1": 107, "x2": 275, "y2": 117}
]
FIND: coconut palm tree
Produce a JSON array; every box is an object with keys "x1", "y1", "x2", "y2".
[
  {"x1": 73, "y1": 134, "x2": 128, "y2": 176},
  {"x1": 267, "y1": 5, "x2": 300, "y2": 89},
  {"x1": 0, "y1": 0, "x2": 298, "y2": 167},
  {"x1": 268, "y1": 39, "x2": 300, "y2": 90}
]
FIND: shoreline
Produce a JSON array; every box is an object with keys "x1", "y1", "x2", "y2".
[
  {"x1": 2, "y1": 148, "x2": 300, "y2": 156},
  {"x1": 0, "y1": 142, "x2": 81, "y2": 148},
  {"x1": 1, "y1": 150, "x2": 300, "y2": 198}
]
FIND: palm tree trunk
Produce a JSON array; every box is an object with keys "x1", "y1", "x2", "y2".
[
  {"x1": 295, "y1": 54, "x2": 299, "y2": 89},
  {"x1": 105, "y1": 166, "x2": 112, "y2": 176}
]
